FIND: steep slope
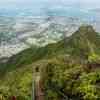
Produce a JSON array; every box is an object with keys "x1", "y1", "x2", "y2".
[
  {"x1": 3, "y1": 25, "x2": 100, "y2": 71},
  {"x1": 0, "y1": 25, "x2": 100, "y2": 100}
]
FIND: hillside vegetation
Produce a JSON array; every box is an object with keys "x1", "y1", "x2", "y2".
[{"x1": 0, "y1": 25, "x2": 100, "y2": 100}]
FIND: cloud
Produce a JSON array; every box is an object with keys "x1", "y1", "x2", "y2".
[{"x1": 0, "y1": 0, "x2": 100, "y2": 9}]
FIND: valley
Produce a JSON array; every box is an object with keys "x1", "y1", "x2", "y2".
[{"x1": 0, "y1": 15, "x2": 99, "y2": 59}]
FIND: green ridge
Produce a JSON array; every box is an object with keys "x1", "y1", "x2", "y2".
[{"x1": 0, "y1": 25, "x2": 100, "y2": 100}]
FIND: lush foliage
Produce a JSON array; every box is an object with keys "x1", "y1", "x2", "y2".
[
  {"x1": 0, "y1": 25, "x2": 100, "y2": 99},
  {"x1": 42, "y1": 57, "x2": 100, "y2": 100}
]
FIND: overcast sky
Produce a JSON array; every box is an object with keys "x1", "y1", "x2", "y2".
[{"x1": 0, "y1": 0, "x2": 100, "y2": 9}]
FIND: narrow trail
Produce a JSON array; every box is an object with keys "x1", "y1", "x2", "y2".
[
  {"x1": 32, "y1": 61, "x2": 48, "y2": 100},
  {"x1": 33, "y1": 71, "x2": 44, "y2": 100},
  {"x1": 35, "y1": 75, "x2": 44, "y2": 100}
]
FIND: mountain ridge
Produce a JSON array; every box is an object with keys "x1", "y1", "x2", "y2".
[
  {"x1": 1, "y1": 25, "x2": 100, "y2": 72},
  {"x1": 0, "y1": 25, "x2": 100, "y2": 99}
]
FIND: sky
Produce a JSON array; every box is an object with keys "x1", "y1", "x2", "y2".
[{"x1": 0, "y1": 0, "x2": 100, "y2": 9}]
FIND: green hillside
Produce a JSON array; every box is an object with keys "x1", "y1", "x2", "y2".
[{"x1": 0, "y1": 25, "x2": 100, "y2": 100}]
